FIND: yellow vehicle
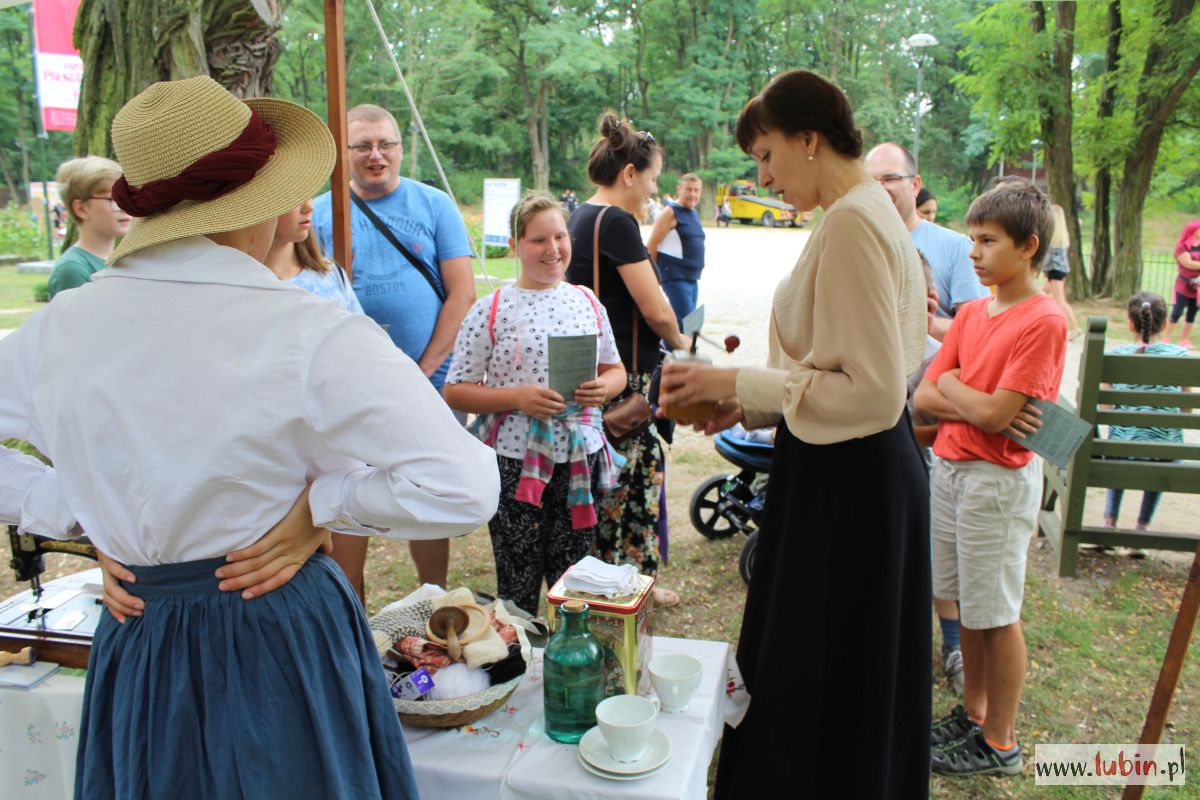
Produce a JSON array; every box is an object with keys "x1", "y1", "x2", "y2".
[{"x1": 716, "y1": 180, "x2": 807, "y2": 227}]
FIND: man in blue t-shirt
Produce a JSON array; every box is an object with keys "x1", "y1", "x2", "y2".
[
  {"x1": 312, "y1": 104, "x2": 474, "y2": 597},
  {"x1": 865, "y1": 142, "x2": 988, "y2": 341}
]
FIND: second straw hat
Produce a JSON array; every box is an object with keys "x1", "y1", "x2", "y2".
[{"x1": 109, "y1": 75, "x2": 335, "y2": 264}]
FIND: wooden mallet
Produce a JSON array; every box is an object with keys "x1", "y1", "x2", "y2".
[{"x1": 0, "y1": 646, "x2": 36, "y2": 667}]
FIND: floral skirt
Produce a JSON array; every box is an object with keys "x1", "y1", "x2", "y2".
[{"x1": 593, "y1": 372, "x2": 664, "y2": 574}]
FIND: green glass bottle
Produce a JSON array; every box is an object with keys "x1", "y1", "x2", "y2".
[{"x1": 543, "y1": 599, "x2": 604, "y2": 743}]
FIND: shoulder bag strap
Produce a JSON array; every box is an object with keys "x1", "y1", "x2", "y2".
[
  {"x1": 487, "y1": 288, "x2": 502, "y2": 345},
  {"x1": 592, "y1": 205, "x2": 638, "y2": 377},
  {"x1": 571, "y1": 284, "x2": 604, "y2": 333},
  {"x1": 350, "y1": 191, "x2": 447, "y2": 303}
]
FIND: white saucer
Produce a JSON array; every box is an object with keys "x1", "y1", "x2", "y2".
[
  {"x1": 578, "y1": 726, "x2": 672, "y2": 775},
  {"x1": 578, "y1": 752, "x2": 669, "y2": 782}
]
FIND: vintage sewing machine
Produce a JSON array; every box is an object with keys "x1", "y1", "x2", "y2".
[
  {"x1": 9, "y1": 526, "x2": 98, "y2": 596},
  {"x1": 1, "y1": 526, "x2": 101, "y2": 668}
]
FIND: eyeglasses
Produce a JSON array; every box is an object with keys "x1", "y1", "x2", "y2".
[
  {"x1": 88, "y1": 196, "x2": 120, "y2": 211},
  {"x1": 874, "y1": 174, "x2": 916, "y2": 186},
  {"x1": 637, "y1": 130, "x2": 655, "y2": 143},
  {"x1": 348, "y1": 140, "x2": 401, "y2": 155}
]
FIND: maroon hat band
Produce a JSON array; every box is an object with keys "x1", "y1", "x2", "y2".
[{"x1": 112, "y1": 109, "x2": 279, "y2": 218}]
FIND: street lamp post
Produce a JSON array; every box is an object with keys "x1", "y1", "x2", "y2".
[
  {"x1": 1031, "y1": 138, "x2": 1042, "y2": 186},
  {"x1": 905, "y1": 32, "x2": 938, "y2": 171}
]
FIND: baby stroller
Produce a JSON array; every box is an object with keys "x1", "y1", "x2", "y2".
[{"x1": 688, "y1": 425, "x2": 773, "y2": 586}]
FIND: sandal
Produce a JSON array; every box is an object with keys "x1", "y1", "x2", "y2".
[{"x1": 652, "y1": 587, "x2": 681, "y2": 608}]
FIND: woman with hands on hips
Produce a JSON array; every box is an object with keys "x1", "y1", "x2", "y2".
[
  {"x1": 659, "y1": 71, "x2": 933, "y2": 798},
  {"x1": 0, "y1": 77, "x2": 499, "y2": 799}
]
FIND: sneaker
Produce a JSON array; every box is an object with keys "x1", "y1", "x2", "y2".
[
  {"x1": 932, "y1": 730, "x2": 1022, "y2": 776},
  {"x1": 943, "y1": 647, "x2": 964, "y2": 694},
  {"x1": 930, "y1": 704, "x2": 979, "y2": 749}
]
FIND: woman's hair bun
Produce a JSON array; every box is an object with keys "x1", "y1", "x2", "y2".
[
  {"x1": 599, "y1": 111, "x2": 624, "y2": 141},
  {"x1": 586, "y1": 110, "x2": 661, "y2": 188}
]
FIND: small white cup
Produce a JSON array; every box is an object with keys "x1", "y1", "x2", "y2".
[
  {"x1": 649, "y1": 654, "x2": 703, "y2": 713},
  {"x1": 595, "y1": 694, "x2": 660, "y2": 763}
]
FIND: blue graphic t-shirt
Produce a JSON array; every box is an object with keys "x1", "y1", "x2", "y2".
[
  {"x1": 289, "y1": 265, "x2": 364, "y2": 315},
  {"x1": 312, "y1": 180, "x2": 472, "y2": 387}
]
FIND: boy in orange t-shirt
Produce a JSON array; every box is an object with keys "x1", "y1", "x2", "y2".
[{"x1": 914, "y1": 180, "x2": 1066, "y2": 777}]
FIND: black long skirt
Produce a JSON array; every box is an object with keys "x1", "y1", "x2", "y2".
[{"x1": 714, "y1": 409, "x2": 931, "y2": 799}]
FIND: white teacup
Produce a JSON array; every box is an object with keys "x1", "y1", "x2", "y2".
[
  {"x1": 595, "y1": 694, "x2": 660, "y2": 763},
  {"x1": 649, "y1": 653, "x2": 703, "y2": 713}
]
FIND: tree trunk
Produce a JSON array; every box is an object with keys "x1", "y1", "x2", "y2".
[
  {"x1": 0, "y1": 147, "x2": 19, "y2": 203},
  {"x1": 1090, "y1": 0, "x2": 1122, "y2": 296},
  {"x1": 406, "y1": 32, "x2": 420, "y2": 179},
  {"x1": 5, "y1": 30, "x2": 31, "y2": 202},
  {"x1": 828, "y1": 4, "x2": 841, "y2": 82},
  {"x1": 1040, "y1": 1, "x2": 1089, "y2": 299},
  {"x1": 1113, "y1": 154, "x2": 1158, "y2": 299},
  {"x1": 529, "y1": 78, "x2": 549, "y2": 191},
  {"x1": 1112, "y1": 0, "x2": 1200, "y2": 298},
  {"x1": 73, "y1": 0, "x2": 282, "y2": 160}
]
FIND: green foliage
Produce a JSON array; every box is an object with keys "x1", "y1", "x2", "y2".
[
  {"x1": 696, "y1": 146, "x2": 754, "y2": 187},
  {"x1": 0, "y1": 8, "x2": 75, "y2": 205},
  {"x1": 920, "y1": 181, "x2": 975, "y2": 232},
  {"x1": 0, "y1": 438, "x2": 47, "y2": 463},
  {"x1": 32, "y1": 280, "x2": 48, "y2": 302},
  {"x1": 0, "y1": 203, "x2": 47, "y2": 259},
  {"x1": 954, "y1": 2, "x2": 1054, "y2": 166}
]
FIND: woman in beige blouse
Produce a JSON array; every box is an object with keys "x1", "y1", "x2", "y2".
[{"x1": 659, "y1": 71, "x2": 932, "y2": 798}]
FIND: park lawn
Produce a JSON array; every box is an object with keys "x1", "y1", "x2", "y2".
[
  {"x1": 0, "y1": 267, "x2": 47, "y2": 328},
  {"x1": 1, "y1": 419, "x2": 1196, "y2": 798},
  {"x1": 471, "y1": 254, "x2": 517, "y2": 298}
]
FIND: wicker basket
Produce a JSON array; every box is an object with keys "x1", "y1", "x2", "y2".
[
  {"x1": 370, "y1": 595, "x2": 527, "y2": 729},
  {"x1": 393, "y1": 673, "x2": 523, "y2": 728}
]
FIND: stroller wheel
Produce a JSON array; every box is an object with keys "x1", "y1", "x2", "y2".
[
  {"x1": 739, "y1": 530, "x2": 758, "y2": 586},
  {"x1": 689, "y1": 474, "x2": 749, "y2": 540}
]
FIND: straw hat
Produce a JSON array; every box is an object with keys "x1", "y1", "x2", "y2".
[{"x1": 109, "y1": 75, "x2": 335, "y2": 263}]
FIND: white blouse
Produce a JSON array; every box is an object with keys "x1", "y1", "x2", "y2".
[
  {"x1": 0, "y1": 236, "x2": 499, "y2": 566},
  {"x1": 446, "y1": 284, "x2": 621, "y2": 461}
]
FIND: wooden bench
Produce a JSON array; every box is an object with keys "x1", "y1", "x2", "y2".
[{"x1": 1039, "y1": 315, "x2": 1200, "y2": 577}]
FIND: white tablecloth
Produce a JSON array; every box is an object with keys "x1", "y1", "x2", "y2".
[
  {"x1": 0, "y1": 636, "x2": 729, "y2": 800},
  {"x1": 0, "y1": 670, "x2": 86, "y2": 797}
]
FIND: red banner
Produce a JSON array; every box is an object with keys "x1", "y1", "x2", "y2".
[{"x1": 32, "y1": 0, "x2": 83, "y2": 132}]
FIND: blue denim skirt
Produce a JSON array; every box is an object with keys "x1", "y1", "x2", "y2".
[{"x1": 75, "y1": 553, "x2": 418, "y2": 800}]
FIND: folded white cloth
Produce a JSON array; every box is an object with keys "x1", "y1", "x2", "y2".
[{"x1": 563, "y1": 556, "x2": 640, "y2": 598}]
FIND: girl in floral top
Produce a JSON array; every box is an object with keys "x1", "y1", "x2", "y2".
[{"x1": 445, "y1": 192, "x2": 626, "y2": 614}]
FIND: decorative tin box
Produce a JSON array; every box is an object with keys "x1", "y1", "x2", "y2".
[{"x1": 546, "y1": 569, "x2": 654, "y2": 697}]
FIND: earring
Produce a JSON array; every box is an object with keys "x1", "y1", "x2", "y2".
[{"x1": 807, "y1": 151, "x2": 814, "y2": 161}]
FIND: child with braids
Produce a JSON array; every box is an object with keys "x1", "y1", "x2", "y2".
[{"x1": 1101, "y1": 292, "x2": 1190, "y2": 542}]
